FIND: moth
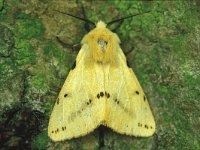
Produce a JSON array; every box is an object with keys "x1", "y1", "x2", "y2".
[{"x1": 48, "y1": 12, "x2": 155, "y2": 141}]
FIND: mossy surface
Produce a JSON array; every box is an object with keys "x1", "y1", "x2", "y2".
[{"x1": 0, "y1": 0, "x2": 199, "y2": 150}]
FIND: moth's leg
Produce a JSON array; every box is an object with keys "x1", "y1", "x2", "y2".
[
  {"x1": 56, "y1": 36, "x2": 81, "y2": 52},
  {"x1": 124, "y1": 46, "x2": 135, "y2": 56},
  {"x1": 71, "y1": 60, "x2": 76, "y2": 70},
  {"x1": 98, "y1": 126, "x2": 105, "y2": 149},
  {"x1": 56, "y1": 37, "x2": 78, "y2": 70}
]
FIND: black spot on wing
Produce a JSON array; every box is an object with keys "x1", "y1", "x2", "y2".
[
  {"x1": 97, "y1": 91, "x2": 111, "y2": 99},
  {"x1": 145, "y1": 124, "x2": 149, "y2": 129},
  {"x1": 144, "y1": 95, "x2": 146, "y2": 101},
  {"x1": 62, "y1": 126, "x2": 66, "y2": 131},
  {"x1": 114, "y1": 99, "x2": 120, "y2": 104},
  {"x1": 97, "y1": 93, "x2": 100, "y2": 99},
  {"x1": 105, "y1": 91, "x2": 110, "y2": 98},
  {"x1": 100, "y1": 92, "x2": 104, "y2": 97},
  {"x1": 86, "y1": 99, "x2": 92, "y2": 105},
  {"x1": 52, "y1": 126, "x2": 67, "y2": 135},
  {"x1": 64, "y1": 93, "x2": 68, "y2": 98},
  {"x1": 137, "y1": 122, "x2": 154, "y2": 130},
  {"x1": 135, "y1": 91, "x2": 140, "y2": 95}
]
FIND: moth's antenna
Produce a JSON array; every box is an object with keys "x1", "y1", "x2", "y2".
[
  {"x1": 80, "y1": 5, "x2": 93, "y2": 32},
  {"x1": 107, "y1": 10, "x2": 151, "y2": 26},
  {"x1": 54, "y1": 10, "x2": 95, "y2": 26}
]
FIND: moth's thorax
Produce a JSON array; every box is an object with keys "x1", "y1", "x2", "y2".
[{"x1": 82, "y1": 21, "x2": 120, "y2": 64}]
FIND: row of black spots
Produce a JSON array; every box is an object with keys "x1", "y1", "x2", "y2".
[
  {"x1": 114, "y1": 99, "x2": 120, "y2": 104},
  {"x1": 57, "y1": 93, "x2": 68, "y2": 105},
  {"x1": 62, "y1": 126, "x2": 67, "y2": 131},
  {"x1": 135, "y1": 90, "x2": 146, "y2": 102},
  {"x1": 105, "y1": 91, "x2": 110, "y2": 98},
  {"x1": 138, "y1": 123, "x2": 153, "y2": 129},
  {"x1": 86, "y1": 99, "x2": 92, "y2": 105},
  {"x1": 138, "y1": 123, "x2": 142, "y2": 127},
  {"x1": 97, "y1": 92, "x2": 104, "y2": 99},
  {"x1": 52, "y1": 128, "x2": 59, "y2": 134},
  {"x1": 97, "y1": 91, "x2": 110, "y2": 99},
  {"x1": 52, "y1": 126, "x2": 67, "y2": 134}
]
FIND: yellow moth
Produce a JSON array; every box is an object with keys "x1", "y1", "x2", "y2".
[{"x1": 48, "y1": 20, "x2": 155, "y2": 141}]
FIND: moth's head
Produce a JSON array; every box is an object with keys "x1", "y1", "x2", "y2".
[
  {"x1": 82, "y1": 20, "x2": 120, "y2": 51},
  {"x1": 81, "y1": 21, "x2": 120, "y2": 63},
  {"x1": 95, "y1": 21, "x2": 120, "y2": 52}
]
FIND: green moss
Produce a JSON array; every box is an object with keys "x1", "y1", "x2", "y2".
[
  {"x1": 13, "y1": 39, "x2": 36, "y2": 67},
  {"x1": 0, "y1": 59, "x2": 17, "y2": 87},
  {"x1": 29, "y1": 74, "x2": 49, "y2": 92},
  {"x1": 0, "y1": 25, "x2": 14, "y2": 57},
  {"x1": 31, "y1": 130, "x2": 49, "y2": 150},
  {"x1": 43, "y1": 41, "x2": 64, "y2": 61},
  {"x1": 14, "y1": 11, "x2": 31, "y2": 19},
  {"x1": 0, "y1": 1, "x2": 7, "y2": 20},
  {"x1": 14, "y1": 13, "x2": 44, "y2": 39},
  {"x1": 0, "y1": 62, "x2": 9, "y2": 86},
  {"x1": 0, "y1": 0, "x2": 4, "y2": 11},
  {"x1": 43, "y1": 41, "x2": 73, "y2": 75}
]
